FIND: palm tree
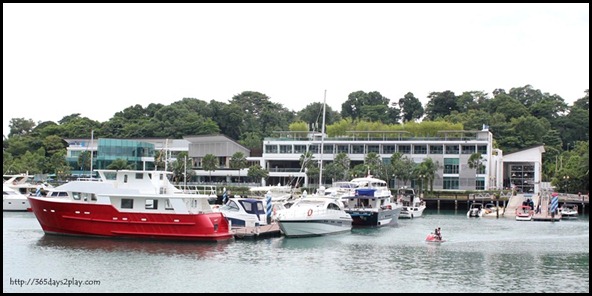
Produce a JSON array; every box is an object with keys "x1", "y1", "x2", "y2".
[
  {"x1": 420, "y1": 157, "x2": 439, "y2": 193},
  {"x1": 202, "y1": 154, "x2": 218, "y2": 183},
  {"x1": 333, "y1": 153, "x2": 351, "y2": 181},
  {"x1": 106, "y1": 158, "x2": 133, "y2": 170},
  {"x1": 364, "y1": 152, "x2": 382, "y2": 177},
  {"x1": 229, "y1": 152, "x2": 248, "y2": 183},
  {"x1": 468, "y1": 152, "x2": 484, "y2": 190}
]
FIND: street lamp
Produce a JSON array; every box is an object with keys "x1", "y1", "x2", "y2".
[{"x1": 563, "y1": 175, "x2": 570, "y2": 193}]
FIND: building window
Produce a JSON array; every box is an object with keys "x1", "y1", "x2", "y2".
[
  {"x1": 367, "y1": 145, "x2": 380, "y2": 153},
  {"x1": 383, "y1": 145, "x2": 396, "y2": 154},
  {"x1": 429, "y1": 145, "x2": 443, "y2": 154},
  {"x1": 337, "y1": 145, "x2": 349, "y2": 154},
  {"x1": 121, "y1": 199, "x2": 134, "y2": 209},
  {"x1": 444, "y1": 158, "x2": 459, "y2": 174},
  {"x1": 476, "y1": 177, "x2": 485, "y2": 190},
  {"x1": 443, "y1": 177, "x2": 459, "y2": 189},
  {"x1": 445, "y1": 145, "x2": 459, "y2": 154},
  {"x1": 413, "y1": 145, "x2": 427, "y2": 154},
  {"x1": 398, "y1": 145, "x2": 411, "y2": 154},
  {"x1": 477, "y1": 145, "x2": 487, "y2": 154},
  {"x1": 279, "y1": 145, "x2": 292, "y2": 154},
  {"x1": 351, "y1": 145, "x2": 364, "y2": 154},
  {"x1": 323, "y1": 144, "x2": 334, "y2": 154},
  {"x1": 461, "y1": 145, "x2": 476, "y2": 154},
  {"x1": 265, "y1": 145, "x2": 278, "y2": 153},
  {"x1": 294, "y1": 145, "x2": 307, "y2": 154},
  {"x1": 309, "y1": 144, "x2": 319, "y2": 153}
]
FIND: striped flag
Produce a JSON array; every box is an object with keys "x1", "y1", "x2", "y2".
[
  {"x1": 35, "y1": 187, "x2": 42, "y2": 197},
  {"x1": 550, "y1": 195, "x2": 559, "y2": 214},
  {"x1": 222, "y1": 190, "x2": 228, "y2": 204},
  {"x1": 266, "y1": 191, "x2": 272, "y2": 219}
]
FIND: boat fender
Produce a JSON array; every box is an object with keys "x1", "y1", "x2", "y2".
[{"x1": 307, "y1": 209, "x2": 313, "y2": 216}]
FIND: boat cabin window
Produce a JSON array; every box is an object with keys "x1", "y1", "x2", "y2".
[
  {"x1": 327, "y1": 203, "x2": 341, "y2": 210},
  {"x1": 224, "y1": 200, "x2": 240, "y2": 212},
  {"x1": 121, "y1": 199, "x2": 134, "y2": 209},
  {"x1": 124, "y1": 175, "x2": 128, "y2": 183},
  {"x1": 81, "y1": 193, "x2": 93, "y2": 202},
  {"x1": 72, "y1": 192, "x2": 81, "y2": 200},
  {"x1": 50, "y1": 191, "x2": 69, "y2": 198},
  {"x1": 145, "y1": 199, "x2": 158, "y2": 210},
  {"x1": 165, "y1": 199, "x2": 173, "y2": 210},
  {"x1": 136, "y1": 173, "x2": 144, "y2": 179}
]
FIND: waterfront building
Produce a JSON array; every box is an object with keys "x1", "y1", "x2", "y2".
[{"x1": 63, "y1": 127, "x2": 545, "y2": 194}]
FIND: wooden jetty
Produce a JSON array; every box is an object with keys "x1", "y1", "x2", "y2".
[{"x1": 232, "y1": 223, "x2": 282, "y2": 240}]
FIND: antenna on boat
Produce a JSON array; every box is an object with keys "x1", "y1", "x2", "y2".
[
  {"x1": 90, "y1": 129, "x2": 94, "y2": 178},
  {"x1": 319, "y1": 90, "x2": 326, "y2": 187}
]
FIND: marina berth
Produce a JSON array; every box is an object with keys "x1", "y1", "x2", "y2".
[
  {"x1": 467, "y1": 202, "x2": 484, "y2": 218},
  {"x1": 277, "y1": 188, "x2": 353, "y2": 237},
  {"x1": 397, "y1": 187, "x2": 426, "y2": 219},
  {"x1": 27, "y1": 170, "x2": 233, "y2": 242},
  {"x1": 341, "y1": 176, "x2": 402, "y2": 227}
]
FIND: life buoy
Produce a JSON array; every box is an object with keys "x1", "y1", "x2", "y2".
[{"x1": 307, "y1": 209, "x2": 313, "y2": 216}]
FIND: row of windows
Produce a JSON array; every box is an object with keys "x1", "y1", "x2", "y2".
[
  {"x1": 120, "y1": 198, "x2": 174, "y2": 210},
  {"x1": 265, "y1": 144, "x2": 487, "y2": 155},
  {"x1": 443, "y1": 177, "x2": 485, "y2": 190}
]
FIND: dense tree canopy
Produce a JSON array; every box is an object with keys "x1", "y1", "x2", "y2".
[{"x1": 3, "y1": 85, "x2": 588, "y2": 193}]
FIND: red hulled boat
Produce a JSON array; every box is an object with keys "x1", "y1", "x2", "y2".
[{"x1": 28, "y1": 170, "x2": 232, "y2": 242}]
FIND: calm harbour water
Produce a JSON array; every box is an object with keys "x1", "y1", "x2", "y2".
[{"x1": 3, "y1": 210, "x2": 589, "y2": 293}]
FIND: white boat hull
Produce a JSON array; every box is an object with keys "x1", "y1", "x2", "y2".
[
  {"x1": 399, "y1": 205, "x2": 426, "y2": 219},
  {"x1": 3, "y1": 197, "x2": 31, "y2": 211},
  {"x1": 278, "y1": 218, "x2": 352, "y2": 237}
]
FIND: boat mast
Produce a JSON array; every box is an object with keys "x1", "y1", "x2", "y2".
[
  {"x1": 319, "y1": 90, "x2": 326, "y2": 187},
  {"x1": 90, "y1": 129, "x2": 94, "y2": 178}
]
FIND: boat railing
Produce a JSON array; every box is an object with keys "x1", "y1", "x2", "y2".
[
  {"x1": 177, "y1": 184, "x2": 217, "y2": 196},
  {"x1": 279, "y1": 207, "x2": 343, "y2": 219}
]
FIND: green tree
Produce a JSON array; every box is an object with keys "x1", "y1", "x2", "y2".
[
  {"x1": 468, "y1": 152, "x2": 484, "y2": 190},
  {"x1": 49, "y1": 150, "x2": 71, "y2": 181},
  {"x1": 247, "y1": 164, "x2": 269, "y2": 184},
  {"x1": 333, "y1": 153, "x2": 351, "y2": 181},
  {"x1": 202, "y1": 154, "x2": 218, "y2": 182},
  {"x1": 8, "y1": 118, "x2": 36, "y2": 137},
  {"x1": 170, "y1": 152, "x2": 194, "y2": 184},
  {"x1": 424, "y1": 90, "x2": 458, "y2": 120},
  {"x1": 229, "y1": 152, "x2": 248, "y2": 182},
  {"x1": 296, "y1": 102, "x2": 341, "y2": 130},
  {"x1": 365, "y1": 152, "x2": 383, "y2": 177},
  {"x1": 78, "y1": 151, "x2": 91, "y2": 172},
  {"x1": 106, "y1": 158, "x2": 133, "y2": 170},
  {"x1": 419, "y1": 157, "x2": 439, "y2": 193},
  {"x1": 398, "y1": 92, "x2": 424, "y2": 123}
]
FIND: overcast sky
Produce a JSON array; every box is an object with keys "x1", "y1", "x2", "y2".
[{"x1": 3, "y1": 3, "x2": 589, "y2": 137}]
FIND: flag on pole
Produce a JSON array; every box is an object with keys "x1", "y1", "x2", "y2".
[{"x1": 222, "y1": 188, "x2": 228, "y2": 204}]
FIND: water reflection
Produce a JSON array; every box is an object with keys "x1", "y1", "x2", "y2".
[{"x1": 35, "y1": 234, "x2": 231, "y2": 259}]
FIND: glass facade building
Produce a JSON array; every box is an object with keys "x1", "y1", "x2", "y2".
[{"x1": 95, "y1": 139, "x2": 155, "y2": 170}]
